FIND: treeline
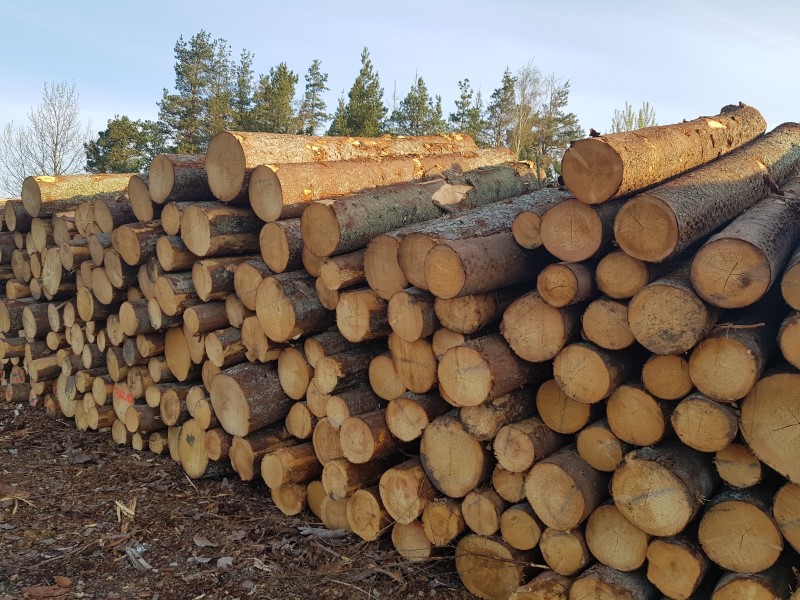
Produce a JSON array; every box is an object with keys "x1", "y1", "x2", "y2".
[{"x1": 85, "y1": 31, "x2": 585, "y2": 179}]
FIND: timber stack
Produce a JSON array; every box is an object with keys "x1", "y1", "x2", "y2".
[{"x1": 5, "y1": 107, "x2": 800, "y2": 600}]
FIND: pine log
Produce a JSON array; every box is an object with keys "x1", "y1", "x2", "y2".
[
  {"x1": 91, "y1": 374, "x2": 114, "y2": 406},
  {"x1": 462, "y1": 487, "x2": 505, "y2": 536},
  {"x1": 285, "y1": 401, "x2": 317, "y2": 439},
  {"x1": 346, "y1": 487, "x2": 391, "y2": 542},
  {"x1": 773, "y1": 481, "x2": 800, "y2": 553},
  {"x1": 112, "y1": 221, "x2": 162, "y2": 266},
  {"x1": 256, "y1": 271, "x2": 334, "y2": 343},
  {"x1": 569, "y1": 564, "x2": 659, "y2": 600},
  {"x1": 124, "y1": 404, "x2": 164, "y2": 434},
  {"x1": 553, "y1": 342, "x2": 646, "y2": 404},
  {"x1": 595, "y1": 250, "x2": 678, "y2": 300},
  {"x1": 206, "y1": 131, "x2": 477, "y2": 203},
  {"x1": 248, "y1": 149, "x2": 512, "y2": 222},
  {"x1": 229, "y1": 426, "x2": 295, "y2": 481},
  {"x1": 240, "y1": 316, "x2": 282, "y2": 363},
  {"x1": 498, "y1": 503, "x2": 542, "y2": 551},
  {"x1": 645, "y1": 535, "x2": 712, "y2": 600},
  {"x1": 275, "y1": 346, "x2": 312, "y2": 400},
  {"x1": 178, "y1": 203, "x2": 261, "y2": 258},
  {"x1": 614, "y1": 122, "x2": 800, "y2": 262},
  {"x1": 438, "y1": 333, "x2": 550, "y2": 407},
  {"x1": 585, "y1": 503, "x2": 650, "y2": 573},
  {"x1": 460, "y1": 389, "x2": 537, "y2": 442},
  {"x1": 535, "y1": 378, "x2": 595, "y2": 435},
  {"x1": 501, "y1": 291, "x2": 584, "y2": 362},
  {"x1": 339, "y1": 409, "x2": 404, "y2": 464},
  {"x1": 672, "y1": 392, "x2": 739, "y2": 452},
  {"x1": 271, "y1": 482, "x2": 308, "y2": 516},
  {"x1": 312, "y1": 344, "x2": 382, "y2": 395},
  {"x1": 536, "y1": 260, "x2": 596, "y2": 308},
  {"x1": 335, "y1": 287, "x2": 391, "y2": 342},
  {"x1": 510, "y1": 571, "x2": 572, "y2": 600},
  {"x1": 6, "y1": 278, "x2": 31, "y2": 300},
  {"x1": 606, "y1": 382, "x2": 673, "y2": 447},
  {"x1": 375, "y1": 458, "x2": 438, "y2": 524},
  {"x1": 210, "y1": 362, "x2": 294, "y2": 437},
  {"x1": 561, "y1": 103, "x2": 766, "y2": 204},
  {"x1": 260, "y1": 443, "x2": 322, "y2": 489},
  {"x1": 21, "y1": 302, "x2": 50, "y2": 339},
  {"x1": 455, "y1": 535, "x2": 533, "y2": 600},
  {"x1": 177, "y1": 419, "x2": 209, "y2": 478},
  {"x1": 611, "y1": 440, "x2": 720, "y2": 536},
  {"x1": 494, "y1": 416, "x2": 566, "y2": 473},
  {"x1": 232, "y1": 257, "x2": 271, "y2": 311},
  {"x1": 319, "y1": 249, "x2": 365, "y2": 291},
  {"x1": 301, "y1": 245, "x2": 324, "y2": 276},
  {"x1": 94, "y1": 197, "x2": 136, "y2": 233},
  {"x1": 148, "y1": 154, "x2": 213, "y2": 204},
  {"x1": 740, "y1": 367, "x2": 800, "y2": 483},
  {"x1": 510, "y1": 197, "x2": 564, "y2": 251},
  {"x1": 369, "y1": 353, "x2": 408, "y2": 401},
  {"x1": 21, "y1": 173, "x2": 131, "y2": 218},
  {"x1": 698, "y1": 485, "x2": 783, "y2": 573},
  {"x1": 540, "y1": 198, "x2": 623, "y2": 262},
  {"x1": 362, "y1": 232, "x2": 409, "y2": 300},
  {"x1": 155, "y1": 271, "x2": 199, "y2": 317},
  {"x1": 581, "y1": 297, "x2": 635, "y2": 350},
  {"x1": 641, "y1": 354, "x2": 693, "y2": 400},
  {"x1": 259, "y1": 218, "x2": 303, "y2": 274},
  {"x1": 421, "y1": 498, "x2": 465, "y2": 546},
  {"x1": 0, "y1": 297, "x2": 35, "y2": 333},
  {"x1": 576, "y1": 419, "x2": 631, "y2": 473},
  {"x1": 714, "y1": 442, "x2": 764, "y2": 489},
  {"x1": 385, "y1": 393, "x2": 448, "y2": 442},
  {"x1": 781, "y1": 243, "x2": 800, "y2": 309},
  {"x1": 4, "y1": 200, "x2": 31, "y2": 233},
  {"x1": 388, "y1": 333, "x2": 438, "y2": 393}
]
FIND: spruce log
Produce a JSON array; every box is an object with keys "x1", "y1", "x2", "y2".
[
  {"x1": 346, "y1": 487, "x2": 392, "y2": 542},
  {"x1": 180, "y1": 203, "x2": 261, "y2": 257},
  {"x1": 314, "y1": 277, "x2": 339, "y2": 310},
  {"x1": 535, "y1": 378, "x2": 595, "y2": 435},
  {"x1": 259, "y1": 218, "x2": 303, "y2": 273},
  {"x1": 182, "y1": 302, "x2": 228, "y2": 337},
  {"x1": 155, "y1": 271, "x2": 199, "y2": 317},
  {"x1": 276, "y1": 346, "x2": 313, "y2": 400},
  {"x1": 781, "y1": 242, "x2": 800, "y2": 309},
  {"x1": 128, "y1": 173, "x2": 156, "y2": 222},
  {"x1": 455, "y1": 535, "x2": 533, "y2": 600},
  {"x1": 312, "y1": 344, "x2": 382, "y2": 394},
  {"x1": 241, "y1": 316, "x2": 283, "y2": 363},
  {"x1": 319, "y1": 250, "x2": 366, "y2": 291},
  {"x1": 284, "y1": 402, "x2": 317, "y2": 440},
  {"x1": 434, "y1": 285, "x2": 523, "y2": 334},
  {"x1": 256, "y1": 271, "x2": 334, "y2": 343},
  {"x1": 335, "y1": 288, "x2": 391, "y2": 342},
  {"x1": 672, "y1": 392, "x2": 739, "y2": 452},
  {"x1": 586, "y1": 502, "x2": 650, "y2": 572},
  {"x1": 391, "y1": 520, "x2": 432, "y2": 562},
  {"x1": 710, "y1": 558, "x2": 795, "y2": 600},
  {"x1": 385, "y1": 393, "x2": 448, "y2": 442},
  {"x1": 576, "y1": 419, "x2": 631, "y2": 473},
  {"x1": 595, "y1": 250, "x2": 673, "y2": 300},
  {"x1": 303, "y1": 329, "x2": 352, "y2": 368},
  {"x1": 301, "y1": 245, "x2": 324, "y2": 275},
  {"x1": 641, "y1": 354, "x2": 693, "y2": 400},
  {"x1": 271, "y1": 483, "x2": 308, "y2": 517},
  {"x1": 148, "y1": 154, "x2": 214, "y2": 204},
  {"x1": 611, "y1": 440, "x2": 720, "y2": 536},
  {"x1": 161, "y1": 200, "x2": 199, "y2": 236},
  {"x1": 0, "y1": 297, "x2": 35, "y2": 333},
  {"x1": 553, "y1": 342, "x2": 646, "y2": 404},
  {"x1": 311, "y1": 417, "x2": 344, "y2": 465},
  {"x1": 581, "y1": 297, "x2": 635, "y2": 350},
  {"x1": 325, "y1": 387, "x2": 384, "y2": 429},
  {"x1": 321, "y1": 456, "x2": 395, "y2": 500},
  {"x1": 569, "y1": 564, "x2": 659, "y2": 600},
  {"x1": 773, "y1": 481, "x2": 800, "y2": 553},
  {"x1": 112, "y1": 220, "x2": 162, "y2": 266},
  {"x1": 460, "y1": 389, "x2": 537, "y2": 442},
  {"x1": 536, "y1": 261, "x2": 596, "y2": 308},
  {"x1": 388, "y1": 333, "x2": 438, "y2": 393},
  {"x1": 614, "y1": 122, "x2": 800, "y2": 262},
  {"x1": 540, "y1": 198, "x2": 623, "y2": 262},
  {"x1": 204, "y1": 327, "x2": 246, "y2": 368},
  {"x1": 233, "y1": 257, "x2": 271, "y2": 311},
  {"x1": 714, "y1": 442, "x2": 764, "y2": 489},
  {"x1": 561, "y1": 103, "x2": 766, "y2": 204},
  {"x1": 94, "y1": 197, "x2": 136, "y2": 233},
  {"x1": 645, "y1": 535, "x2": 712, "y2": 600},
  {"x1": 606, "y1": 382, "x2": 674, "y2": 447},
  {"x1": 494, "y1": 416, "x2": 566, "y2": 473},
  {"x1": 501, "y1": 291, "x2": 584, "y2": 362},
  {"x1": 22, "y1": 173, "x2": 131, "y2": 218}
]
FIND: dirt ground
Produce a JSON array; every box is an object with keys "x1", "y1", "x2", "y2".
[{"x1": 0, "y1": 402, "x2": 474, "y2": 599}]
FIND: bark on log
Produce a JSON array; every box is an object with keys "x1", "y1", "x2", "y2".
[
  {"x1": 229, "y1": 426, "x2": 295, "y2": 482},
  {"x1": 319, "y1": 249, "x2": 366, "y2": 291},
  {"x1": 94, "y1": 198, "x2": 136, "y2": 233},
  {"x1": 112, "y1": 220, "x2": 162, "y2": 266},
  {"x1": 561, "y1": 103, "x2": 766, "y2": 204},
  {"x1": 781, "y1": 243, "x2": 800, "y2": 310},
  {"x1": 128, "y1": 174, "x2": 157, "y2": 223},
  {"x1": 498, "y1": 503, "x2": 542, "y2": 551},
  {"x1": 641, "y1": 354, "x2": 693, "y2": 400},
  {"x1": 241, "y1": 315, "x2": 283, "y2": 364},
  {"x1": 302, "y1": 329, "x2": 351, "y2": 368},
  {"x1": 256, "y1": 271, "x2": 334, "y2": 343},
  {"x1": 276, "y1": 346, "x2": 313, "y2": 400},
  {"x1": 192, "y1": 255, "x2": 255, "y2": 303},
  {"x1": 569, "y1": 564, "x2": 659, "y2": 600},
  {"x1": 339, "y1": 409, "x2": 404, "y2": 464},
  {"x1": 773, "y1": 482, "x2": 800, "y2": 553},
  {"x1": 314, "y1": 277, "x2": 339, "y2": 310},
  {"x1": 311, "y1": 417, "x2": 344, "y2": 465},
  {"x1": 595, "y1": 250, "x2": 675, "y2": 300},
  {"x1": 232, "y1": 257, "x2": 271, "y2": 311},
  {"x1": 672, "y1": 392, "x2": 739, "y2": 452},
  {"x1": 346, "y1": 487, "x2": 391, "y2": 542},
  {"x1": 283, "y1": 402, "x2": 317, "y2": 440},
  {"x1": 509, "y1": 571, "x2": 572, "y2": 600},
  {"x1": 434, "y1": 285, "x2": 523, "y2": 334},
  {"x1": 501, "y1": 291, "x2": 584, "y2": 362},
  {"x1": 779, "y1": 311, "x2": 800, "y2": 369},
  {"x1": 155, "y1": 271, "x2": 200, "y2": 317},
  {"x1": 148, "y1": 154, "x2": 214, "y2": 204},
  {"x1": 710, "y1": 558, "x2": 795, "y2": 600},
  {"x1": 536, "y1": 261, "x2": 596, "y2": 308},
  {"x1": 462, "y1": 487, "x2": 505, "y2": 536},
  {"x1": 377, "y1": 458, "x2": 438, "y2": 524},
  {"x1": 494, "y1": 416, "x2": 565, "y2": 473},
  {"x1": 460, "y1": 389, "x2": 537, "y2": 442},
  {"x1": 204, "y1": 327, "x2": 246, "y2": 368},
  {"x1": 259, "y1": 218, "x2": 303, "y2": 274},
  {"x1": 614, "y1": 122, "x2": 800, "y2": 262},
  {"x1": 312, "y1": 344, "x2": 382, "y2": 394},
  {"x1": 22, "y1": 173, "x2": 131, "y2": 218},
  {"x1": 540, "y1": 198, "x2": 623, "y2": 262},
  {"x1": 335, "y1": 288, "x2": 391, "y2": 342},
  {"x1": 180, "y1": 203, "x2": 261, "y2": 257},
  {"x1": 325, "y1": 386, "x2": 384, "y2": 429},
  {"x1": 260, "y1": 443, "x2": 322, "y2": 490}
]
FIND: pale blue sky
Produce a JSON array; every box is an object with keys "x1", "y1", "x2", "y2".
[{"x1": 1, "y1": 0, "x2": 799, "y2": 141}]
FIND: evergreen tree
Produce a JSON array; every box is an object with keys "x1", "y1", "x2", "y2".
[
  {"x1": 232, "y1": 50, "x2": 255, "y2": 130},
  {"x1": 329, "y1": 47, "x2": 387, "y2": 136},
  {"x1": 298, "y1": 59, "x2": 330, "y2": 135},
  {"x1": 206, "y1": 39, "x2": 234, "y2": 137},
  {"x1": 484, "y1": 68, "x2": 516, "y2": 148},
  {"x1": 85, "y1": 116, "x2": 167, "y2": 173},
  {"x1": 388, "y1": 76, "x2": 446, "y2": 135},
  {"x1": 327, "y1": 96, "x2": 349, "y2": 136},
  {"x1": 252, "y1": 62, "x2": 299, "y2": 133},
  {"x1": 611, "y1": 101, "x2": 657, "y2": 133},
  {"x1": 448, "y1": 78, "x2": 485, "y2": 143}
]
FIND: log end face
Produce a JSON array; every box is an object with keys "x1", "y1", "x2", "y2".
[
  {"x1": 259, "y1": 222, "x2": 290, "y2": 273},
  {"x1": 691, "y1": 239, "x2": 770, "y2": 309},
  {"x1": 256, "y1": 278, "x2": 297, "y2": 343},
  {"x1": 424, "y1": 243, "x2": 465, "y2": 300},
  {"x1": 249, "y1": 165, "x2": 283, "y2": 222},
  {"x1": 561, "y1": 138, "x2": 624, "y2": 205},
  {"x1": 147, "y1": 154, "x2": 175, "y2": 204},
  {"x1": 614, "y1": 195, "x2": 679, "y2": 262},
  {"x1": 128, "y1": 175, "x2": 153, "y2": 221},
  {"x1": 181, "y1": 205, "x2": 212, "y2": 257},
  {"x1": 178, "y1": 419, "x2": 209, "y2": 479},
  {"x1": 260, "y1": 453, "x2": 284, "y2": 489},
  {"x1": 596, "y1": 251, "x2": 649, "y2": 299},
  {"x1": 540, "y1": 198, "x2": 603, "y2": 262},
  {"x1": 21, "y1": 176, "x2": 42, "y2": 218},
  {"x1": 511, "y1": 211, "x2": 543, "y2": 250},
  {"x1": 525, "y1": 462, "x2": 586, "y2": 531},
  {"x1": 781, "y1": 263, "x2": 800, "y2": 310},
  {"x1": 301, "y1": 202, "x2": 340, "y2": 259},
  {"x1": 398, "y1": 234, "x2": 436, "y2": 290},
  {"x1": 339, "y1": 417, "x2": 374, "y2": 464},
  {"x1": 438, "y1": 345, "x2": 491, "y2": 407},
  {"x1": 420, "y1": 416, "x2": 485, "y2": 498},
  {"x1": 688, "y1": 336, "x2": 758, "y2": 402},
  {"x1": 553, "y1": 344, "x2": 610, "y2": 404},
  {"x1": 209, "y1": 373, "x2": 249, "y2": 438},
  {"x1": 537, "y1": 264, "x2": 579, "y2": 308},
  {"x1": 112, "y1": 225, "x2": 142, "y2": 266},
  {"x1": 364, "y1": 236, "x2": 406, "y2": 301},
  {"x1": 641, "y1": 354, "x2": 692, "y2": 400},
  {"x1": 455, "y1": 535, "x2": 524, "y2": 600},
  {"x1": 206, "y1": 132, "x2": 246, "y2": 202}
]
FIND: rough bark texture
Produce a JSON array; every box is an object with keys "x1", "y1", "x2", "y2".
[
  {"x1": 148, "y1": 154, "x2": 214, "y2": 204},
  {"x1": 460, "y1": 389, "x2": 537, "y2": 442},
  {"x1": 22, "y1": 173, "x2": 132, "y2": 218},
  {"x1": 180, "y1": 203, "x2": 261, "y2": 258}
]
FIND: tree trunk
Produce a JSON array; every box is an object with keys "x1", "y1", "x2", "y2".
[
  {"x1": 124, "y1": 404, "x2": 164, "y2": 434},
  {"x1": 363, "y1": 232, "x2": 408, "y2": 300},
  {"x1": 576, "y1": 419, "x2": 631, "y2": 473},
  {"x1": 615, "y1": 122, "x2": 800, "y2": 262},
  {"x1": 206, "y1": 131, "x2": 477, "y2": 203},
  {"x1": 388, "y1": 333, "x2": 438, "y2": 393},
  {"x1": 335, "y1": 288, "x2": 391, "y2": 342},
  {"x1": 203, "y1": 427, "x2": 232, "y2": 461},
  {"x1": 714, "y1": 442, "x2": 764, "y2": 489},
  {"x1": 369, "y1": 352, "x2": 407, "y2": 401},
  {"x1": 232, "y1": 257, "x2": 271, "y2": 311},
  {"x1": 259, "y1": 218, "x2": 303, "y2": 274},
  {"x1": 385, "y1": 393, "x2": 449, "y2": 442},
  {"x1": 640, "y1": 354, "x2": 693, "y2": 400},
  {"x1": 112, "y1": 220, "x2": 163, "y2": 266},
  {"x1": 0, "y1": 297, "x2": 36, "y2": 333},
  {"x1": 645, "y1": 535, "x2": 712, "y2": 600},
  {"x1": 256, "y1": 271, "x2": 334, "y2": 343},
  {"x1": 455, "y1": 535, "x2": 533, "y2": 600},
  {"x1": 148, "y1": 153, "x2": 214, "y2": 204},
  {"x1": 319, "y1": 249, "x2": 366, "y2": 291},
  {"x1": 581, "y1": 297, "x2": 635, "y2": 350},
  {"x1": 462, "y1": 487, "x2": 505, "y2": 536},
  {"x1": 561, "y1": 103, "x2": 766, "y2": 204},
  {"x1": 740, "y1": 367, "x2": 800, "y2": 483},
  {"x1": 180, "y1": 203, "x2": 261, "y2": 257},
  {"x1": 540, "y1": 198, "x2": 623, "y2": 262},
  {"x1": 611, "y1": 440, "x2": 720, "y2": 537},
  {"x1": 155, "y1": 236, "x2": 198, "y2": 272},
  {"x1": 5, "y1": 199, "x2": 32, "y2": 232},
  {"x1": 260, "y1": 442, "x2": 322, "y2": 489},
  {"x1": 210, "y1": 362, "x2": 294, "y2": 437},
  {"x1": 569, "y1": 564, "x2": 659, "y2": 600},
  {"x1": 182, "y1": 302, "x2": 228, "y2": 337},
  {"x1": 494, "y1": 416, "x2": 566, "y2": 473},
  {"x1": 553, "y1": 341, "x2": 646, "y2": 404},
  {"x1": 500, "y1": 291, "x2": 584, "y2": 362},
  {"x1": 128, "y1": 173, "x2": 157, "y2": 223},
  {"x1": 22, "y1": 173, "x2": 132, "y2": 218},
  {"x1": 606, "y1": 382, "x2": 674, "y2": 447},
  {"x1": 438, "y1": 333, "x2": 550, "y2": 407},
  {"x1": 671, "y1": 392, "x2": 739, "y2": 452}
]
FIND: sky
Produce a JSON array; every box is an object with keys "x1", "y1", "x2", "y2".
[{"x1": 1, "y1": 0, "x2": 800, "y2": 146}]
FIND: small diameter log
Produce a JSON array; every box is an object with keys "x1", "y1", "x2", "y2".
[
  {"x1": 434, "y1": 285, "x2": 523, "y2": 335},
  {"x1": 569, "y1": 564, "x2": 659, "y2": 600},
  {"x1": 499, "y1": 503, "x2": 542, "y2": 551},
  {"x1": 586, "y1": 503, "x2": 650, "y2": 572},
  {"x1": 596, "y1": 250, "x2": 663, "y2": 300},
  {"x1": 422, "y1": 498, "x2": 466, "y2": 546},
  {"x1": 779, "y1": 311, "x2": 800, "y2": 369},
  {"x1": 91, "y1": 374, "x2": 115, "y2": 406},
  {"x1": 576, "y1": 420, "x2": 631, "y2": 473},
  {"x1": 460, "y1": 389, "x2": 537, "y2": 442},
  {"x1": 325, "y1": 387, "x2": 384, "y2": 429},
  {"x1": 369, "y1": 352, "x2": 407, "y2": 401},
  {"x1": 438, "y1": 333, "x2": 550, "y2": 407},
  {"x1": 311, "y1": 417, "x2": 344, "y2": 465},
  {"x1": 739, "y1": 367, "x2": 800, "y2": 483},
  {"x1": 535, "y1": 378, "x2": 595, "y2": 435},
  {"x1": 378, "y1": 458, "x2": 438, "y2": 524},
  {"x1": 259, "y1": 218, "x2": 303, "y2": 273},
  {"x1": 124, "y1": 404, "x2": 164, "y2": 434},
  {"x1": 148, "y1": 154, "x2": 213, "y2": 204},
  {"x1": 501, "y1": 291, "x2": 584, "y2": 362},
  {"x1": 346, "y1": 487, "x2": 391, "y2": 542},
  {"x1": 611, "y1": 440, "x2": 720, "y2": 537},
  {"x1": 320, "y1": 249, "x2": 365, "y2": 291},
  {"x1": 22, "y1": 173, "x2": 131, "y2": 218},
  {"x1": 714, "y1": 442, "x2": 764, "y2": 489},
  {"x1": 537, "y1": 261, "x2": 596, "y2": 308},
  {"x1": 562, "y1": 103, "x2": 766, "y2": 204},
  {"x1": 420, "y1": 413, "x2": 494, "y2": 498},
  {"x1": 388, "y1": 333, "x2": 438, "y2": 394},
  {"x1": 391, "y1": 520, "x2": 432, "y2": 562},
  {"x1": 606, "y1": 382, "x2": 674, "y2": 447},
  {"x1": 698, "y1": 486, "x2": 784, "y2": 573},
  {"x1": 782, "y1": 242, "x2": 800, "y2": 309},
  {"x1": 314, "y1": 277, "x2": 339, "y2": 310},
  {"x1": 284, "y1": 402, "x2": 318, "y2": 439},
  {"x1": 646, "y1": 535, "x2": 712, "y2": 600},
  {"x1": 128, "y1": 173, "x2": 157, "y2": 222},
  {"x1": 773, "y1": 482, "x2": 800, "y2": 553},
  {"x1": 363, "y1": 232, "x2": 409, "y2": 300},
  {"x1": 164, "y1": 326, "x2": 194, "y2": 382},
  {"x1": 301, "y1": 245, "x2": 324, "y2": 276},
  {"x1": 641, "y1": 354, "x2": 693, "y2": 400},
  {"x1": 322, "y1": 456, "x2": 395, "y2": 500},
  {"x1": 312, "y1": 344, "x2": 382, "y2": 394},
  {"x1": 462, "y1": 487, "x2": 505, "y2": 536},
  {"x1": 180, "y1": 203, "x2": 261, "y2": 257},
  {"x1": 691, "y1": 184, "x2": 800, "y2": 308},
  {"x1": 385, "y1": 393, "x2": 448, "y2": 442},
  {"x1": 339, "y1": 409, "x2": 403, "y2": 464},
  {"x1": 4, "y1": 200, "x2": 31, "y2": 233},
  {"x1": 155, "y1": 236, "x2": 198, "y2": 272},
  {"x1": 494, "y1": 416, "x2": 566, "y2": 473},
  {"x1": 233, "y1": 257, "x2": 271, "y2": 311},
  {"x1": 204, "y1": 327, "x2": 246, "y2": 368},
  {"x1": 614, "y1": 122, "x2": 800, "y2": 262},
  {"x1": 303, "y1": 329, "x2": 352, "y2": 368},
  {"x1": 22, "y1": 302, "x2": 50, "y2": 339},
  {"x1": 241, "y1": 316, "x2": 283, "y2": 363},
  {"x1": 553, "y1": 342, "x2": 646, "y2": 404},
  {"x1": 112, "y1": 220, "x2": 162, "y2": 266},
  {"x1": 581, "y1": 297, "x2": 635, "y2": 350},
  {"x1": 111, "y1": 419, "x2": 130, "y2": 446},
  {"x1": 271, "y1": 483, "x2": 308, "y2": 516},
  {"x1": 0, "y1": 297, "x2": 35, "y2": 334},
  {"x1": 335, "y1": 288, "x2": 391, "y2": 342},
  {"x1": 193, "y1": 255, "x2": 256, "y2": 303},
  {"x1": 539, "y1": 198, "x2": 622, "y2": 262},
  {"x1": 260, "y1": 443, "x2": 322, "y2": 490},
  {"x1": 711, "y1": 558, "x2": 796, "y2": 600},
  {"x1": 229, "y1": 426, "x2": 295, "y2": 482},
  {"x1": 510, "y1": 571, "x2": 572, "y2": 600},
  {"x1": 425, "y1": 232, "x2": 549, "y2": 299},
  {"x1": 256, "y1": 271, "x2": 334, "y2": 343},
  {"x1": 671, "y1": 392, "x2": 738, "y2": 452},
  {"x1": 276, "y1": 346, "x2": 313, "y2": 401},
  {"x1": 148, "y1": 297, "x2": 183, "y2": 331},
  {"x1": 177, "y1": 419, "x2": 209, "y2": 478},
  {"x1": 525, "y1": 445, "x2": 608, "y2": 531},
  {"x1": 88, "y1": 232, "x2": 112, "y2": 266},
  {"x1": 455, "y1": 534, "x2": 533, "y2": 600},
  {"x1": 119, "y1": 299, "x2": 155, "y2": 337},
  {"x1": 155, "y1": 271, "x2": 199, "y2": 317},
  {"x1": 94, "y1": 197, "x2": 136, "y2": 233},
  {"x1": 387, "y1": 287, "x2": 438, "y2": 342}
]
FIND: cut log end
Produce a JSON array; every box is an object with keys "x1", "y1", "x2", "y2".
[
  {"x1": 614, "y1": 194, "x2": 679, "y2": 262},
  {"x1": 206, "y1": 132, "x2": 247, "y2": 202},
  {"x1": 423, "y1": 243, "x2": 465, "y2": 300},
  {"x1": 691, "y1": 238, "x2": 771, "y2": 308},
  {"x1": 147, "y1": 154, "x2": 175, "y2": 204},
  {"x1": 248, "y1": 165, "x2": 283, "y2": 222},
  {"x1": 455, "y1": 535, "x2": 529, "y2": 600},
  {"x1": 561, "y1": 138, "x2": 624, "y2": 205},
  {"x1": 596, "y1": 251, "x2": 650, "y2": 299},
  {"x1": 540, "y1": 198, "x2": 605, "y2": 262},
  {"x1": 300, "y1": 202, "x2": 340, "y2": 259}
]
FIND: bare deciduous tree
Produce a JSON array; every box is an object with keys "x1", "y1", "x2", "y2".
[{"x1": 0, "y1": 81, "x2": 91, "y2": 196}]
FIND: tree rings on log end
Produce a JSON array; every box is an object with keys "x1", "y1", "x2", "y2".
[
  {"x1": 148, "y1": 154, "x2": 175, "y2": 204},
  {"x1": 691, "y1": 238, "x2": 771, "y2": 308},
  {"x1": 206, "y1": 132, "x2": 246, "y2": 202},
  {"x1": 539, "y1": 199, "x2": 605, "y2": 262},
  {"x1": 249, "y1": 165, "x2": 283, "y2": 222},
  {"x1": 437, "y1": 344, "x2": 492, "y2": 407},
  {"x1": 424, "y1": 243, "x2": 466, "y2": 299},
  {"x1": 300, "y1": 202, "x2": 339, "y2": 259},
  {"x1": 455, "y1": 535, "x2": 528, "y2": 600},
  {"x1": 614, "y1": 194, "x2": 680, "y2": 262},
  {"x1": 561, "y1": 138, "x2": 624, "y2": 205}
]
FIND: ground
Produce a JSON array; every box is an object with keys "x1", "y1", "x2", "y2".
[{"x1": 0, "y1": 403, "x2": 474, "y2": 599}]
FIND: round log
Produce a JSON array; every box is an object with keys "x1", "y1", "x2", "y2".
[
  {"x1": 388, "y1": 333, "x2": 438, "y2": 394},
  {"x1": 606, "y1": 382, "x2": 673, "y2": 447},
  {"x1": 494, "y1": 416, "x2": 566, "y2": 473},
  {"x1": 569, "y1": 564, "x2": 659, "y2": 600},
  {"x1": 714, "y1": 442, "x2": 764, "y2": 489},
  {"x1": 553, "y1": 342, "x2": 646, "y2": 404},
  {"x1": 540, "y1": 198, "x2": 623, "y2": 262},
  {"x1": 256, "y1": 271, "x2": 334, "y2": 343},
  {"x1": 672, "y1": 392, "x2": 738, "y2": 452},
  {"x1": 421, "y1": 499, "x2": 465, "y2": 547},
  {"x1": 378, "y1": 458, "x2": 438, "y2": 524},
  {"x1": 645, "y1": 535, "x2": 711, "y2": 600},
  {"x1": 537, "y1": 261, "x2": 595, "y2": 308},
  {"x1": 535, "y1": 379, "x2": 595, "y2": 435},
  {"x1": 385, "y1": 393, "x2": 448, "y2": 442},
  {"x1": 581, "y1": 297, "x2": 635, "y2": 350},
  {"x1": 259, "y1": 218, "x2": 303, "y2": 274},
  {"x1": 368, "y1": 352, "x2": 407, "y2": 401},
  {"x1": 455, "y1": 535, "x2": 532, "y2": 600},
  {"x1": 335, "y1": 288, "x2": 390, "y2": 342},
  {"x1": 180, "y1": 203, "x2": 261, "y2": 258},
  {"x1": 387, "y1": 287, "x2": 438, "y2": 343},
  {"x1": 346, "y1": 487, "x2": 391, "y2": 542},
  {"x1": 586, "y1": 503, "x2": 650, "y2": 572},
  {"x1": 539, "y1": 527, "x2": 590, "y2": 576},
  {"x1": 773, "y1": 482, "x2": 800, "y2": 552},
  {"x1": 576, "y1": 419, "x2": 631, "y2": 473},
  {"x1": 641, "y1": 354, "x2": 693, "y2": 400}
]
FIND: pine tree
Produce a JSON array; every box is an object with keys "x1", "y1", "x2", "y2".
[
  {"x1": 327, "y1": 96, "x2": 348, "y2": 136},
  {"x1": 85, "y1": 116, "x2": 167, "y2": 173},
  {"x1": 206, "y1": 39, "x2": 234, "y2": 137},
  {"x1": 252, "y1": 62, "x2": 299, "y2": 133},
  {"x1": 388, "y1": 76, "x2": 446, "y2": 135},
  {"x1": 329, "y1": 47, "x2": 387, "y2": 137},
  {"x1": 298, "y1": 59, "x2": 330, "y2": 135},
  {"x1": 484, "y1": 68, "x2": 516, "y2": 148},
  {"x1": 611, "y1": 101, "x2": 657, "y2": 133},
  {"x1": 232, "y1": 50, "x2": 255, "y2": 130},
  {"x1": 448, "y1": 79, "x2": 485, "y2": 143}
]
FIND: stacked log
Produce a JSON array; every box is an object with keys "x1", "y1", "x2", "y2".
[{"x1": 11, "y1": 115, "x2": 800, "y2": 600}]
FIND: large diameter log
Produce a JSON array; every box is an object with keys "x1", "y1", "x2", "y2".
[
  {"x1": 553, "y1": 342, "x2": 646, "y2": 404},
  {"x1": 614, "y1": 122, "x2": 800, "y2": 262},
  {"x1": 561, "y1": 103, "x2": 766, "y2": 204},
  {"x1": 420, "y1": 413, "x2": 494, "y2": 498},
  {"x1": 671, "y1": 392, "x2": 738, "y2": 452},
  {"x1": 500, "y1": 291, "x2": 584, "y2": 362},
  {"x1": 628, "y1": 262, "x2": 718, "y2": 355},
  {"x1": 180, "y1": 203, "x2": 261, "y2": 257},
  {"x1": 739, "y1": 367, "x2": 800, "y2": 483},
  {"x1": 256, "y1": 271, "x2": 334, "y2": 343},
  {"x1": 540, "y1": 198, "x2": 623, "y2": 262},
  {"x1": 454, "y1": 535, "x2": 533, "y2": 600},
  {"x1": 569, "y1": 564, "x2": 659, "y2": 600},
  {"x1": 22, "y1": 173, "x2": 131, "y2": 218},
  {"x1": 525, "y1": 445, "x2": 609, "y2": 531},
  {"x1": 691, "y1": 184, "x2": 800, "y2": 308},
  {"x1": 611, "y1": 440, "x2": 720, "y2": 537},
  {"x1": 206, "y1": 131, "x2": 477, "y2": 203},
  {"x1": 424, "y1": 232, "x2": 550, "y2": 299},
  {"x1": 438, "y1": 333, "x2": 550, "y2": 407},
  {"x1": 148, "y1": 154, "x2": 213, "y2": 204},
  {"x1": 698, "y1": 486, "x2": 783, "y2": 574},
  {"x1": 335, "y1": 288, "x2": 391, "y2": 342},
  {"x1": 586, "y1": 503, "x2": 650, "y2": 572},
  {"x1": 210, "y1": 362, "x2": 293, "y2": 437},
  {"x1": 248, "y1": 149, "x2": 512, "y2": 222}
]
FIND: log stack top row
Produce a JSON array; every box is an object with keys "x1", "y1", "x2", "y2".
[{"x1": 5, "y1": 106, "x2": 800, "y2": 600}]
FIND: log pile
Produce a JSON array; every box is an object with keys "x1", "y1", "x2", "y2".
[{"x1": 7, "y1": 111, "x2": 800, "y2": 600}]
